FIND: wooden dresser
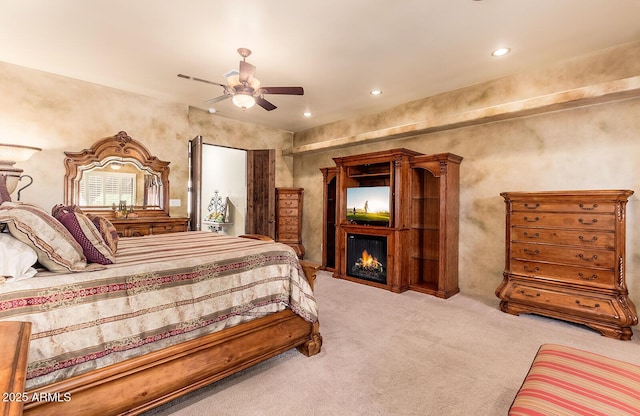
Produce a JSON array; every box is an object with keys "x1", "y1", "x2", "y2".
[
  {"x1": 497, "y1": 190, "x2": 637, "y2": 340},
  {"x1": 111, "y1": 217, "x2": 189, "y2": 237},
  {"x1": 275, "y1": 187, "x2": 304, "y2": 258}
]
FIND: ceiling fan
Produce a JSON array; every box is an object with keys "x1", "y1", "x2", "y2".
[{"x1": 178, "y1": 48, "x2": 304, "y2": 111}]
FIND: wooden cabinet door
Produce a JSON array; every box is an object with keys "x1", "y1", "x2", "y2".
[{"x1": 246, "y1": 149, "x2": 275, "y2": 238}]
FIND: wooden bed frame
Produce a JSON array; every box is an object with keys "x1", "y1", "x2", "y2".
[{"x1": 2, "y1": 260, "x2": 321, "y2": 416}]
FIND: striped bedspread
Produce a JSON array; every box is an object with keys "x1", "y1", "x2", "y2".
[{"x1": 0, "y1": 232, "x2": 318, "y2": 390}]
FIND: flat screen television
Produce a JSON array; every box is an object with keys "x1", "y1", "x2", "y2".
[{"x1": 346, "y1": 186, "x2": 391, "y2": 226}]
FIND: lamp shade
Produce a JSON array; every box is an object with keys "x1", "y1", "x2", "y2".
[
  {"x1": 0, "y1": 143, "x2": 42, "y2": 165},
  {"x1": 0, "y1": 143, "x2": 41, "y2": 197}
]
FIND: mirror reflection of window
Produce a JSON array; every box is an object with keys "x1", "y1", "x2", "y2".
[{"x1": 80, "y1": 172, "x2": 136, "y2": 207}]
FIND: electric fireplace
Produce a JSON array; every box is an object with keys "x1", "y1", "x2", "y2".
[{"x1": 346, "y1": 233, "x2": 387, "y2": 284}]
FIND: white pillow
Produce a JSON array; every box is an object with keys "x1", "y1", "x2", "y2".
[{"x1": 0, "y1": 231, "x2": 38, "y2": 281}]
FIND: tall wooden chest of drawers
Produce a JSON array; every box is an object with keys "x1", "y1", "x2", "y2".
[
  {"x1": 496, "y1": 190, "x2": 637, "y2": 340},
  {"x1": 276, "y1": 187, "x2": 304, "y2": 259}
]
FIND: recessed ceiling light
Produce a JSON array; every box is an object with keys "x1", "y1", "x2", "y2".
[
  {"x1": 491, "y1": 48, "x2": 511, "y2": 57},
  {"x1": 303, "y1": 112, "x2": 312, "y2": 117},
  {"x1": 208, "y1": 108, "x2": 217, "y2": 114},
  {"x1": 370, "y1": 89, "x2": 383, "y2": 96}
]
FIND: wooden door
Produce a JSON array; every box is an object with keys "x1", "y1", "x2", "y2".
[
  {"x1": 188, "y1": 136, "x2": 203, "y2": 230},
  {"x1": 246, "y1": 149, "x2": 276, "y2": 238}
]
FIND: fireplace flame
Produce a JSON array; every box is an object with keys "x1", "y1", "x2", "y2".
[{"x1": 360, "y1": 250, "x2": 381, "y2": 269}]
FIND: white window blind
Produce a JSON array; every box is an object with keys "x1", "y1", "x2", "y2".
[{"x1": 79, "y1": 172, "x2": 136, "y2": 207}]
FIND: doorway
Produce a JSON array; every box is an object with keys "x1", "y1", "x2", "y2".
[{"x1": 189, "y1": 136, "x2": 275, "y2": 238}]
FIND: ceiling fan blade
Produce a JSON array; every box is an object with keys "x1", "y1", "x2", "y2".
[
  {"x1": 256, "y1": 97, "x2": 277, "y2": 111},
  {"x1": 260, "y1": 86, "x2": 304, "y2": 95},
  {"x1": 204, "y1": 94, "x2": 231, "y2": 104},
  {"x1": 239, "y1": 61, "x2": 256, "y2": 83},
  {"x1": 177, "y1": 74, "x2": 226, "y2": 87}
]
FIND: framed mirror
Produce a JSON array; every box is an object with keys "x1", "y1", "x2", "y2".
[{"x1": 64, "y1": 131, "x2": 170, "y2": 218}]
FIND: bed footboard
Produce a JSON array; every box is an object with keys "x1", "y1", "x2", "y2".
[
  {"x1": 22, "y1": 309, "x2": 320, "y2": 416},
  {"x1": 16, "y1": 260, "x2": 321, "y2": 416}
]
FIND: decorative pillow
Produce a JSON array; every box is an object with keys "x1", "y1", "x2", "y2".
[
  {"x1": 52, "y1": 204, "x2": 115, "y2": 265},
  {"x1": 51, "y1": 203, "x2": 84, "y2": 217},
  {"x1": 0, "y1": 231, "x2": 38, "y2": 280},
  {"x1": 87, "y1": 214, "x2": 119, "y2": 254},
  {"x1": 0, "y1": 202, "x2": 88, "y2": 272}
]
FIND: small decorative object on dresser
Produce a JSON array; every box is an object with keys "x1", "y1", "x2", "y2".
[
  {"x1": 497, "y1": 190, "x2": 638, "y2": 340},
  {"x1": 276, "y1": 187, "x2": 304, "y2": 258}
]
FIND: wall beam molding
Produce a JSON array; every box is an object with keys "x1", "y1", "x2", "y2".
[{"x1": 285, "y1": 76, "x2": 640, "y2": 156}]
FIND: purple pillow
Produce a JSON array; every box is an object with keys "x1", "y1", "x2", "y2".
[{"x1": 52, "y1": 205, "x2": 115, "y2": 265}]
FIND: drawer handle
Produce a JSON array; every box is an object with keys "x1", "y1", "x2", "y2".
[
  {"x1": 579, "y1": 203, "x2": 598, "y2": 210},
  {"x1": 519, "y1": 290, "x2": 540, "y2": 298},
  {"x1": 578, "y1": 272, "x2": 598, "y2": 281},
  {"x1": 523, "y1": 232, "x2": 540, "y2": 239},
  {"x1": 523, "y1": 249, "x2": 540, "y2": 256},
  {"x1": 524, "y1": 203, "x2": 540, "y2": 209},
  {"x1": 577, "y1": 253, "x2": 598, "y2": 262},
  {"x1": 578, "y1": 218, "x2": 598, "y2": 225},
  {"x1": 523, "y1": 216, "x2": 539, "y2": 222},
  {"x1": 575, "y1": 300, "x2": 600, "y2": 309},
  {"x1": 578, "y1": 235, "x2": 598, "y2": 243},
  {"x1": 523, "y1": 265, "x2": 540, "y2": 273}
]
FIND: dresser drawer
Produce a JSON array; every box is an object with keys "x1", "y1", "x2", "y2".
[
  {"x1": 151, "y1": 222, "x2": 188, "y2": 234},
  {"x1": 117, "y1": 224, "x2": 152, "y2": 237},
  {"x1": 510, "y1": 259, "x2": 616, "y2": 288},
  {"x1": 511, "y1": 228, "x2": 615, "y2": 249},
  {"x1": 511, "y1": 212, "x2": 615, "y2": 230},
  {"x1": 277, "y1": 232, "x2": 299, "y2": 241},
  {"x1": 278, "y1": 199, "x2": 299, "y2": 208},
  {"x1": 511, "y1": 242, "x2": 614, "y2": 268},
  {"x1": 278, "y1": 192, "x2": 300, "y2": 200},
  {"x1": 511, "y1": 201, "x2": 615, "y2": 214},
  {"x1": 277, "y1": 216, "x2": 298, "y2": 225},
  {"x1": 506, "y1": 282, "x2": 619, "y2": 322},
  {"x1": 278, "y1": 208, "x2": 298, "y2": 217},
  {"x1": 278, "y1": 225, "x2": 299, "y2": 233}
]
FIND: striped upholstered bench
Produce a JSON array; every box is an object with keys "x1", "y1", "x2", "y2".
[{"x1": 509, "y1": 344, "x2": 640, "y2": 415}]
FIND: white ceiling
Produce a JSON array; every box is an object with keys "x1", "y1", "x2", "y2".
[{"x1": 2, "y1": 0, "x2": 640, "y2": 133}]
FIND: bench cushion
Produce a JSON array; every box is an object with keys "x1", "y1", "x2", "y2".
[{"x1": 510, "y1": 344, "x2": 640, "y2": 416}]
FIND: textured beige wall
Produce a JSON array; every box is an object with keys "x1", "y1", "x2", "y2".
[
  {"x1": 293, "y1": 41, "x2": 640, "y2": 307},
  {"x1": 0, "y1": 61, "x2": 190, "y2": 216},
  {"x1": 0, "y1": 62, "x2": 293, "y2": 219}
]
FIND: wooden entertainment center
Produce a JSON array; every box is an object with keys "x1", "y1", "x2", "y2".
[{"x1": 325, "y1": 148, "x2": 462, "y2": 298}]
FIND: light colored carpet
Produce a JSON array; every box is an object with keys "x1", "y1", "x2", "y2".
[{"x1": 144, "y1": 272, "x2": 640, "y2": 416}]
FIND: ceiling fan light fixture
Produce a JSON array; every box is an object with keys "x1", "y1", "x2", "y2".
[
  {"x1": 180, "y1": 48, "x2": 303, "y2": 112},
  {"x1": 232, "y1": 93, "x2": 256, "y2": 109}
]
